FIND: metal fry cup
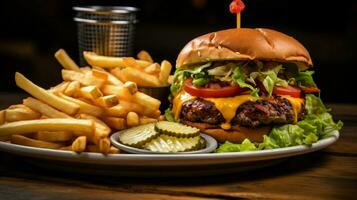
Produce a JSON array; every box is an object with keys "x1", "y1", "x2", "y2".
[{"x1": 73, "y1": 6, "x2": 138, "y2": 66}]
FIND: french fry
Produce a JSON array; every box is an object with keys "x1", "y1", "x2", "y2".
[
  {"x1": 79, "y1": 67, "x2": 92, "y2": 73},
  {"x1": 132, "y1": 92, "x2": 161, "y2": 111},
  {"x1": 91, "y1": 68, "x2": 108, "y2": 80},
  {"x1": 0, "y1": 135, "x2": 10, "y2": 141},
  {"x1": 0, "y1": 118, "x2": 94, "y2": 137},
  {"x1": 139, "y1": 116, "x2": 158, "y2": 125},
  {"x1": 62, "y1": 69, "x2": 105, "y2": 88},
  {"x1": 102, "y1": 117, "x2": 126, "y2": 130},
  {"x1": 77, "y1": 114, "x2": 110, "y2": 144},
  {"x1": 57, "y1": 93, "x2": 104, "y2": 117},
  {"x1": 5, "y1": 104, "x2": 41, "y2": 122},
  {"x1": 123, "y1": 81, "x2": 138, "y2": 94},
  {"x1": 64, "y1": 81, "x2": 80, "y2": 97},
  {"x1": 95, "y1": 95, "x2": 118, "y2": 108},
  {"x1": 49, "y1": 81, "x2": 70, "y2": 93},
  {"x1": 11, "y1": 134, "x2": 64, "y2": 149},
  {"x1": 86, "y1": 144, "x2": 99, "y2": 153},
  {"x1": 137, "y1": 50, "x2": 154, "y2": 63},
  {"x1": 54, "y1": 49, "x2": 80, "y2": 72},
  {"x1": 159, "y1": 60, "x2": 172, "y2": 85},
  {"x1": 110, "y1": 67, "x2": 128, "y2": 83},
  {"x1": 71, "y1": 136, "x2": 86, "y2": 153},
  {"x1": 126, "y1": 112, "x2": 139, "y2": 127},
  {"x1": 144, "y1": 63, "x2": 160, "y2": 74},
  {"x1": 109, "y1": 146, "x2": 120, "y2": 154},
  {"x1": 102, "y1": 85, "x2": 132, "y2": 101},
  {"x1": 15, "y1": 72, "x2": 79, "y2": 115},
  {"x1": 23, "y1": 97, "x2": 72, "y2": 118},
  {"x1": 167, "y1": 75, "x2": 174, "y2": 85},
  {"x1": 0, "y1": 110, "x2": 5, "y2": 125},
  {"x1": 92, "y1": 66, "x2": 123, "y2": 86},
  {"x1": 35, "y1": 131, "x2": 73, "y2": 142},
  {"x1": 105, "y1": 104, "x2": 129, "y2": 118},
  {"x1": 119, "y1": 67, "x2": 160, "y2": 87},
  {"x1": 80, "y1": 85, "x2": 103, "y2": 100},
  {"x1": 118, "y1": 100, "x2": 144, "y2": 115},
  {"x1": 99, "y1": 138, "x2": 111, "y2": 154},
  {"x1": 83, "y1": 51, "x2": 151, "y2": 69},
  {"x1": 158, "y1": 115, "x2": 165, "y2": 121}
]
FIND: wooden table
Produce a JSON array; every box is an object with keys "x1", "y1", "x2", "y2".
[{"x1": 0, "y1": 94, "x2": 356, "y2": 200}]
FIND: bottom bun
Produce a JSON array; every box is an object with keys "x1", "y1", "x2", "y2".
[{"x1": 182, "y1": 120, "x2": 270, "y2": 143}]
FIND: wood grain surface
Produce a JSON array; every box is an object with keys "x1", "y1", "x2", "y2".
[{"x1": 0, "y1": 94, "x2": 356, "y2": 200}]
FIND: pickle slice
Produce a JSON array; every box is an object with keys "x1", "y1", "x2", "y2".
[
  {"x1": 119, "y1": 123, "x2": 159, "y2": 148},
  {"x1": 144, "y1": 135, "x2": 202, "y2": 153},
  {"x1": 155, "y1": 121, "x2": 200, "y2": 138}
]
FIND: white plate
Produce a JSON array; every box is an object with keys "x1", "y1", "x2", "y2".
[
  {"x1": 0, "y1": 131, "x2": 339, "y2": 176},
  {"x1": 110, "y1": 133, "x2": 217, "y2": 154}
]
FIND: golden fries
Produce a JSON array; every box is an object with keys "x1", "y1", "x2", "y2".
[
  {"x1": 159, "y1": 60, "x2": 172, "y2": 85},
  {"x1": 95, "y1": 95, "x2": 118, "y2": 108},
  {"x1": 5, "y1": 104, "x2": 41, "y2": 122},
  {"x1": 55, "y1": 49, "x2": 80, "y2": 72},
  {"x1": 7, "y1": 49, "x2": 166, "y2": 154},
  {"x1": 15, "y1": 72, "x2": 79, "y2": 115},
  {"x1": 11, "y1": 134, "x2": 65, "y2": 149},
  {"x1": 0, "y1": 110, "x2": 5, "y2": 125},
  {"x1": 23, "y1": 97, "x2": 72, "y2": 118},
  {"x1": 137, "y1": 50, "x2": 154, "y2": 63},
  {"x1": 57, "y1": 93, "x2": 104, "y2": 117},
  {"x1": 0, "y1": 118, "x2": 93, "y2": 136},
  {"x1": 35, "y1": 131, "x2": 73, "y2": 142}
]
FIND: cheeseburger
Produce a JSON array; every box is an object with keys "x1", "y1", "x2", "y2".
[{"x1": 168, "y1": 28, "x2": 341, "y2": 145}]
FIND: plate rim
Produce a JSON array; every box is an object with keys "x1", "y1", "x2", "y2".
[{"x1": 0, "y1": 131, "x2": 339, "y2": 166}]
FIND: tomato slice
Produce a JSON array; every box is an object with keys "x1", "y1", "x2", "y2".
[
  {"x1": 183, "y1": 79, "x2": 246, "y2": 98},
  {"x1": 301, "y1": 87, "x2": 320, "y2": 93},
  {"x1": 273, "y1": 86, "x2": 301, "y2": 98}
]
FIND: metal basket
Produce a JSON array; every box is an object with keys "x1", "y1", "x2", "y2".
[{"x1": 73, "y1": 6, "x2": 138, "y2": 66}]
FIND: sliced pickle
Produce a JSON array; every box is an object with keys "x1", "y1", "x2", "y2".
[
  {"x1": 155, "y1": 121, "x2": 200, "y2": 138},
  {"x1": 119, "y1": 123, "x2": 159, "y2": 148},
  {"x1": 144, "y1": 135, "x2": 202, "y2": 153}
]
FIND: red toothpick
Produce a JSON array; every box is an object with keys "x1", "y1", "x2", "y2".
[{"x1": 229, "y1": 0, "x2": 246, "y2": 28}]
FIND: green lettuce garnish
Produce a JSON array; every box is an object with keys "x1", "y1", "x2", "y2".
[
  {"x1": 215, "y1": 94, "x2": 343, "y2": 153},
  {"x1": 215, "y1": 139, "x2": 257, "y2": 153},
  {"x1": 232, "y1": 67, "x2": 260, "y2": 98},
  {"x1": 164, "y1": 108, "x2": 175, "y2": 122}
]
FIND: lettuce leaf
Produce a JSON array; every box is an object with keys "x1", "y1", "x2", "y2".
[
  {"x1": 232, "y1": 67, "x2": 260, "y2": 98},
  {"x1": 164, "y1": 108, "x2": 175, "y2": 122},
  {"x1": 215, "y1": 94, "x2": 343, "y2": 153},
  {"x1": 215, "y1": 139, "x2": 257, "y2": 153},
  {"x1": 295, "y1": 71, "x2": 317, "y2": 87}
]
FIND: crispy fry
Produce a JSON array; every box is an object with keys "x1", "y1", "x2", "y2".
[
  {"x1": 119, "y1": 67, "x2": 160, "y2": 87},
  {"x1": 126, "y1": 112, "x2": 139, "y2": 127},
  {"x1": 132, "y1": 92, "x2": 161, "y2": 111},
  {"x1": 86, "y1": 144, "x2": 99, "y2": 152},
  {"x1": 64, "y1": 81, "x2": 80, "y2": 97},
  {"x1": 110, "y1": 67, "x2": 128, "y2": 82},
  {"x1": 62, "y1": 69, "x2": 105, "y2": 88},
  {"x1": 139, "y1": 116, "x2": 158, "y2": 125},
  {"x1": 105, "y1": 104, "x2": 129, "y2": 118},
  {"x1": 11, "y1": 134, "x2": 64, "y2": 149},
  {"x1": 71, "y1": 136, "x2": 87, "y2": 153},
  {"x1": 95, "y1": 95, "x2": 118, "y2": 108},
  {"x1": 79, "y1": 67, "x2": 92, "y2": 73},
  {"x1": 0, "y1": 110, "x2": 5, "y2": 125},
  {"x1": 159, "y1": 60, "x2": 172, "y2": 85},
  {"x1": 118, "y1": 100, "x2": 144, "y2": 115},
  {"x1": 0, "y1": 118, "x2": 93, "y2": 137},
  {"x1": 5, "y1": 104, "x2": 41, "y2": 122},
  {"x1": 109, "y1": 146, "x2": 120, "y2": 154},
  {"x1": 80, "y1": 85, "x2": 103, "y2": 100},
  {"x1": 54, "y1": 49, "x2": 80, "y2": 72},
  {"x1": 77, "y1": 114, "x2": 110, "y2": 144},
  {"x1": 57, "y1": 93, "x2": 104, "y2": 117},
  {"x1": 23, "y1": 97, "x2": 72, "y2": 118},
  {"x1": 92, "y1": 66, "x2": 123, "y2": 85},
  {"x1": 102, "y1": 85, "x2": 132, "y2": 101},
  {"x1": 167, "y1": 75, "x2": 174, "y2": 84},
  {"x1": 15, "y1": 72, "x2": 79, "y2": 115},
  {"x1": 123, "y1": 81, "x2": 138, "y2": 94},
  {"x1": 102, "y1": 117, "x2": 126, "y2": 130},
  {"x1": 83, "y1": 51, "x2": 151, "y2": 69},
  {"x1": 144, "y1": 63, "x2": 160, "y2": 74},
  {"x1": 91, "y1": 68, "x2": 108, "y2": 80},
  {"x1": 99, "y1": 138, "x2": 111, "y2": 154},
  {"x1": 137, "y1": 50, "x2": 154, "y2": 63},
  {"x1": 49, "y1": 81, "x2": 70, "y2": 93},
  {"x1": 35, "y1": 131, "x2": 73, "y2": 142}
]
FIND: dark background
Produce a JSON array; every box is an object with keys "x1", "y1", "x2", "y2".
[{"x1": 0, "y1": 0, "x2": 356, "y2": 103}]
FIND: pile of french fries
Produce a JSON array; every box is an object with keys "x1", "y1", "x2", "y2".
[
  {"x1": 84, "y1": 50, "x2": 173, "y2": 87},
  {"x1": 0, "y1": 49, "x2": 167, "y2": 154}
]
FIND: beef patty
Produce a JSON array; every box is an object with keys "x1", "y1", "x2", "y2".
[{"x1": 180, "y1": 96, "x2": 306, "y2": 127}]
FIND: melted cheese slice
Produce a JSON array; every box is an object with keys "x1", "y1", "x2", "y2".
[
  {"x1": 172, "y1": 91, "x2": 196, "y2": 120},
  {"x1": 282, "y1": 96, "x2": 304, "y2": 123},
  {"x1": 205, "y1": 95, "x2": 253, "y2": 129}
]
